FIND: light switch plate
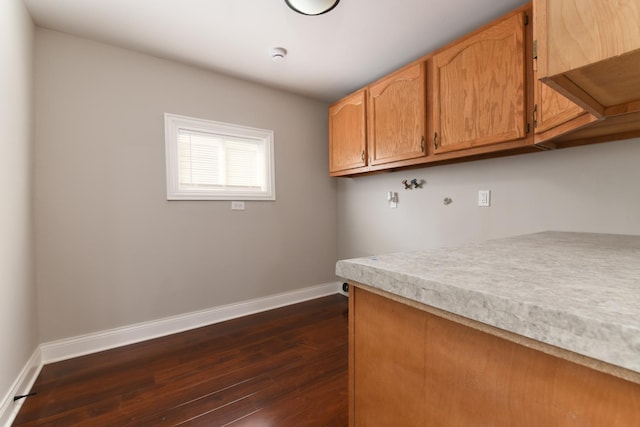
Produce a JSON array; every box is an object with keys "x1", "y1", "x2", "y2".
[
  {"x1": 478, "y1": 190, "x2": 491, "y2": 207},
  {"x1": 231, "y1": 201, "x2": 245, "y2": 210}
]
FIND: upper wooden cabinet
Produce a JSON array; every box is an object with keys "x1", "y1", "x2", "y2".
[
  {"x1": 367, "y1": 62, "x2": 427, "y2": 166},
  {"x1": 327, "y1": 2, "x2": 640, "y2": 177},
  {"x1": 535, "y1": 0, "x2": 640, "y2": 117},
  {"x1": 329, "y1": 89, "x2": 367, "y2": 176},
  {"x1": 533, "y1": 75, "x2": 597, "y2": 143},
  {"x1": 431, "y1": 10, "x2": 528, "y2": 154},
  {"x1": 530, "y1": 3, "x2": 596, "y2": 142}
]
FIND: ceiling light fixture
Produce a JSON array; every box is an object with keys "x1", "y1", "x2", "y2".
[{"x1": 285, "y1": 0, "x2": 340, "y2": 16}]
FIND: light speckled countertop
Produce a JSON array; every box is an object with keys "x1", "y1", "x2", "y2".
[{"x1": 336, "y1": 231, "x2": 640, "y2": 374}]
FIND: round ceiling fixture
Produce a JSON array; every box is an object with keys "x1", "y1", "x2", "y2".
[{"x1": 285, "y1": 0, "x2": 340, "y2": 16}]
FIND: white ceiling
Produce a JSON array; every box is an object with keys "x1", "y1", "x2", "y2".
[{"x1": 24, "y1": 0, "x2": 529, "y2": 103}]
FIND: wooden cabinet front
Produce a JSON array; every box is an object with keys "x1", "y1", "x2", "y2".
[
  {"x1": 533, "y1": 74, "x2": 598, "y2": 144},
  {"x1": 350, "y1": 285, "x2": 427, "y2": 426},
  {"x1": 535, "y1": 0, "x2": 640, "y2": 116},
  {"x1": 327, "y1": 2, "x2": 640, "y2": 177},
  {"x1": 367, "y1": 62, "x2": 427, "y2": 166},
  {"x1": 350, "y1": 285, "x2": 640, "y2": 426},
  {"x1": 530, "y1": 1, "x2": 599, "y2": 145},
  {"x1": 329, "y1": 89, "x2": 367, "y2": 176},
  {"x1": 431, "y1": 10, "x2": 528, "y2": 154}
]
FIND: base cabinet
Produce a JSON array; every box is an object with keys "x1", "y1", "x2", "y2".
[{"x1": 349, "y1": 286, "x2": 640, "y2": 426}]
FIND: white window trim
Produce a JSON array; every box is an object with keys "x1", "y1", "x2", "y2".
[{"x1": 164, "y1": 113, "x2": 276, "y2": 201}]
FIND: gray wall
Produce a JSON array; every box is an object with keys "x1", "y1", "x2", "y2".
[
  {"x1": 34, "y1": 29, "x2": 338, "y2": 343},
  {"x1": 338, "y1": 138, "x2": 640, "y2": 258},
  {"x1": 17, "y1": 6, "x2": 640, "y2": 368},
  {"x1": 0, "y1": 0, "x2": 38, "y2": 405}
]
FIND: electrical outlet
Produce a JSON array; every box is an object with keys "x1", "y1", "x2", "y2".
[
  {"x1": 231, "y1": 201, "x2": 245, "y2": 210},
  {"x1": 478, "y1": 190, "x2": 491, "y2": 207}
]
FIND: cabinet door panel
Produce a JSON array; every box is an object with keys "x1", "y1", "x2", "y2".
[
  {"x1": 536, "y1": 79, "x2": 585, "y2": 132},
  {"x1": 329, "y1": 90, "x2": 367, "y2": 174},
  {"x1": 544, "y1": 0, "x2": 640, "y2": 77},
  {"x1": 433, "y1": 12, "x2": 527, "y2": 153},
  {"x1": 368, "y1": 63, "x2": 426, "y2": 165},
  {"x1": 532, "y1": 1, "x2": 598, "y2": 144},
  {"x1": 533, "y1": 77, "x2": 600, "y2": 144},
  {"x1": 352, "y1": 288, "x2": 426, "y2": 426},
  {"x1": 350, "y1": 287, "x2": 640, "y2": 427}
]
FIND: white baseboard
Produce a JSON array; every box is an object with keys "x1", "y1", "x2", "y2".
[
  {"x1": 40, "y1": 281, "x2": 343, "y2": 364},
  {"x1": 0, "y1": 348, "x2": 43, "y2": 427},
  {"x1": 1, "y1": 282, "x2": 342, "y2": 426}
]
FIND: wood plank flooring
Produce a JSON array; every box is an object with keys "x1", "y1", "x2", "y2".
[{"x1": 13, "y1": 294, "x2": 349, "y2": 426}]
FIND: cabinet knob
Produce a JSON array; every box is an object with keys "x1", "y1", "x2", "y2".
[
  {"x1": 434, "y1": 132, "x2": 439, "y2": 150},
  {"x1": 420, "y1": 136, "x2": 425, "y2": 152},
  {"x1": 361, "y1": 150, "x2": 365, "y2": 162}
]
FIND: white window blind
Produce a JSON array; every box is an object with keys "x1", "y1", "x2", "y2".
[{"x1": 165, "y1": 114, "x2": 275, "y2": 200}]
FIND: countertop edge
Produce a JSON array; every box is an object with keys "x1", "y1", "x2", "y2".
[
  {"x1": 336, "y1": 232, "x2": 640, "y2": 376},
  {"x1": 347, "y1": 280, "x2": 640, "y2": 385}
]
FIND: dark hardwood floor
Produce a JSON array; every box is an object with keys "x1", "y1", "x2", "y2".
[{"x1": 13, "y1": 294, "x2": 349, "y2": 426}]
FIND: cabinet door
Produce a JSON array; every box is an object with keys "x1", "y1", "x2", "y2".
[
  {"x1": 329, "y1": 90, "x2": 367, "y2": 175},
  {"x1": 531, "y1": 1, "x2": 597, "y2": 144},
  {"x1": 533, "y1": 74, "x2": 597, "y2": 144},
  {"x1": 432, "y1": 11, "x2": 527, "y2": 154},
  {"x1": 351, "y1": 287, "x2": 427, "y2": 426},
  {"x1": 367, "y1": 62, "x2": 426, "y2": 166},
  {"x1": 350, "y1": 286, "x2": 640, "y2": 427}
]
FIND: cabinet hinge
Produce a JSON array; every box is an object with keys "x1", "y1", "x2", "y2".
[
  {"x1": 533, "y1": 104, "x2": 538, "y2": 129},
  {"x1": 533, "y1": 40, "x2": 538, "y2": 60},
  {"x1": 526, "y1": 123, "x2": 530, "y2": 134},
  {"x1": 524, "y1": 13, "x2": 529, "y2": 26}
]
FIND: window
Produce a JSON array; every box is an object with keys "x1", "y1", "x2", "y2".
[{"x1": 165, "y1": 113, "x2": 275, "y2": 200}]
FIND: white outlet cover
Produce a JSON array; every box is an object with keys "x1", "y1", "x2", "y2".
[
  {"x1": 231, "y1": 201, "x2": 245, "y2": 210},
  {"x1": 478, "y1": 190, "x2": 491, "y2": 207}
]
